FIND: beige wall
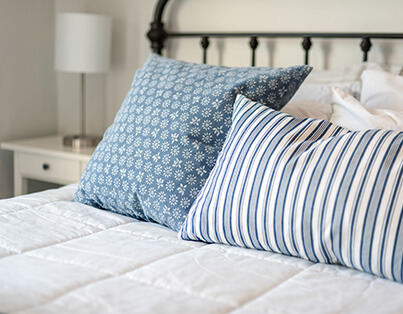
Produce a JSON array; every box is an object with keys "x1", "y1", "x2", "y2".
[
  {"x1": 167, "y1": 0, "x2": 403, "y2": 67},
  {"x1": 55, "y1": 0, "x2": 155, "y2": 133},
  {"x1": 57, "y1": 0, "x2": 403, "y2": 130},
  {"x1": 1, "y1": 0, "x2": 403, "y2": 197},
  {"x1": 0, "y1": 0, "x2": 57, "y2": 198}
]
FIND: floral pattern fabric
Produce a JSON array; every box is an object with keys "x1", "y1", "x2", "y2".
[{"x1": 74, "y1": 54, "x2": 311, "y2": 231}]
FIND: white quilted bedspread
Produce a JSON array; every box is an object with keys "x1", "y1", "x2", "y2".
[{"x1": 1, "y1": 185, "x2": 403, "y2": 314}]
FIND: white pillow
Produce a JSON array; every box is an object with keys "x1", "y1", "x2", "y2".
[
  {"x1": 281, "y1": 100, "x2": 332, "y2": 121},
  {"x1": 361, "y1": 69, "x2": 403, "y2": 111},
  {"x1": 305, "y1": 62, "x2": 402, "y2": 84},
  {"x1": 291, "y1": 62, "x2": 402, "y2": 104},
  {"x1": 285, "y1": 63, "x2": 403, "y2": 121},
  {"x1": 289, "y1": 80, "x2": 361, "y2": 104},
  {"x1": 286, "y1": 81, "x2": 361, "y2": 120},
  {"x1": 330, "y1": 86, "x2": 403, "y2": 131}
]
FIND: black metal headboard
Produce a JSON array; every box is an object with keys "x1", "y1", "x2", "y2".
[{"x1": 147, "y1": 0, "x2": 403, "y2": 66}]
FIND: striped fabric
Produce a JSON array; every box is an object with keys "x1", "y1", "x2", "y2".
[{"x1": 180, "y1": 94, "x2": 403, "y2": 283}]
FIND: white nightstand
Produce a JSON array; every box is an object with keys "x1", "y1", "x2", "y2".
[{"x1": 1, "y1": 135, "x2": 96, "y2": 196}]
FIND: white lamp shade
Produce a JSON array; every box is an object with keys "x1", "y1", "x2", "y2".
[{"x1": 55, "y1": 13, "x2": 112, "y2": 73}]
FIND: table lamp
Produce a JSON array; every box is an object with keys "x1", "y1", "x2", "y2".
[{"x1": 55, "y1": 12, "x2": 112, "y2": 148}]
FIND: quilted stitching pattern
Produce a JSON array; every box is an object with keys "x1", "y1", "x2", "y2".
[{"x1": 1, "y1": 186, "x2": 403, "y2": 313}]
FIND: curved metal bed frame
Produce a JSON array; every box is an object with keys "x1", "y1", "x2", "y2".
[{"x1": 147, "y1": 0, "x2": 403, "y2": 66}]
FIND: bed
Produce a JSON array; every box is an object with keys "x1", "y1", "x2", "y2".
[{"x1": 2, "y1": 0, "x2": 403, "y2": 313}]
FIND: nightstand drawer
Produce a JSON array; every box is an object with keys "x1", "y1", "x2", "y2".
[{"x1": 17, "y1": 152, "x2": 81, "y2": 184}]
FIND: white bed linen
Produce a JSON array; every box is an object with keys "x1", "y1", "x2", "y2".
[{"x1": 1, "y1": 185, "x2": 403, "y2": 314}]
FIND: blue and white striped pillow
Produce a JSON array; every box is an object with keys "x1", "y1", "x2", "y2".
[{"x1": 180, "y1": 94, "x2": 403, "y2": 283}]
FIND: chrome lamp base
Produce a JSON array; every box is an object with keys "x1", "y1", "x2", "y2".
[{"x1": 63, "y1": 135, "x2": 101, "y2": 149}]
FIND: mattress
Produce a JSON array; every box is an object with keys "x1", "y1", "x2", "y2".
[{"x1": 1, "y1": 185, "x2": 403, "y2": 313}]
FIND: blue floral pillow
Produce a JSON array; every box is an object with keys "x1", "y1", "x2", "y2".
[{"x1": 74, "y1": 54, "x2": 312, "y2": 231}]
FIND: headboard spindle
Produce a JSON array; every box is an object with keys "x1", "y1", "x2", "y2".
[
  {"x1": 201, "y1": 36, "x2": 210, "y2": 64},
  {"x1": 360, "y1": 37, "x2": 372, "y2": 62},
  {"x1": 249, "y1": 36, "x2": 259, "y2": 66},
  {"x1": 302, "y1": 37, "x2": 313, "y2": 65}
]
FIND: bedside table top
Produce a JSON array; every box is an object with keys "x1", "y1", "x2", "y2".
[{"x1": 0, "y1": 135, "x2": 97, "y2": 161}]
